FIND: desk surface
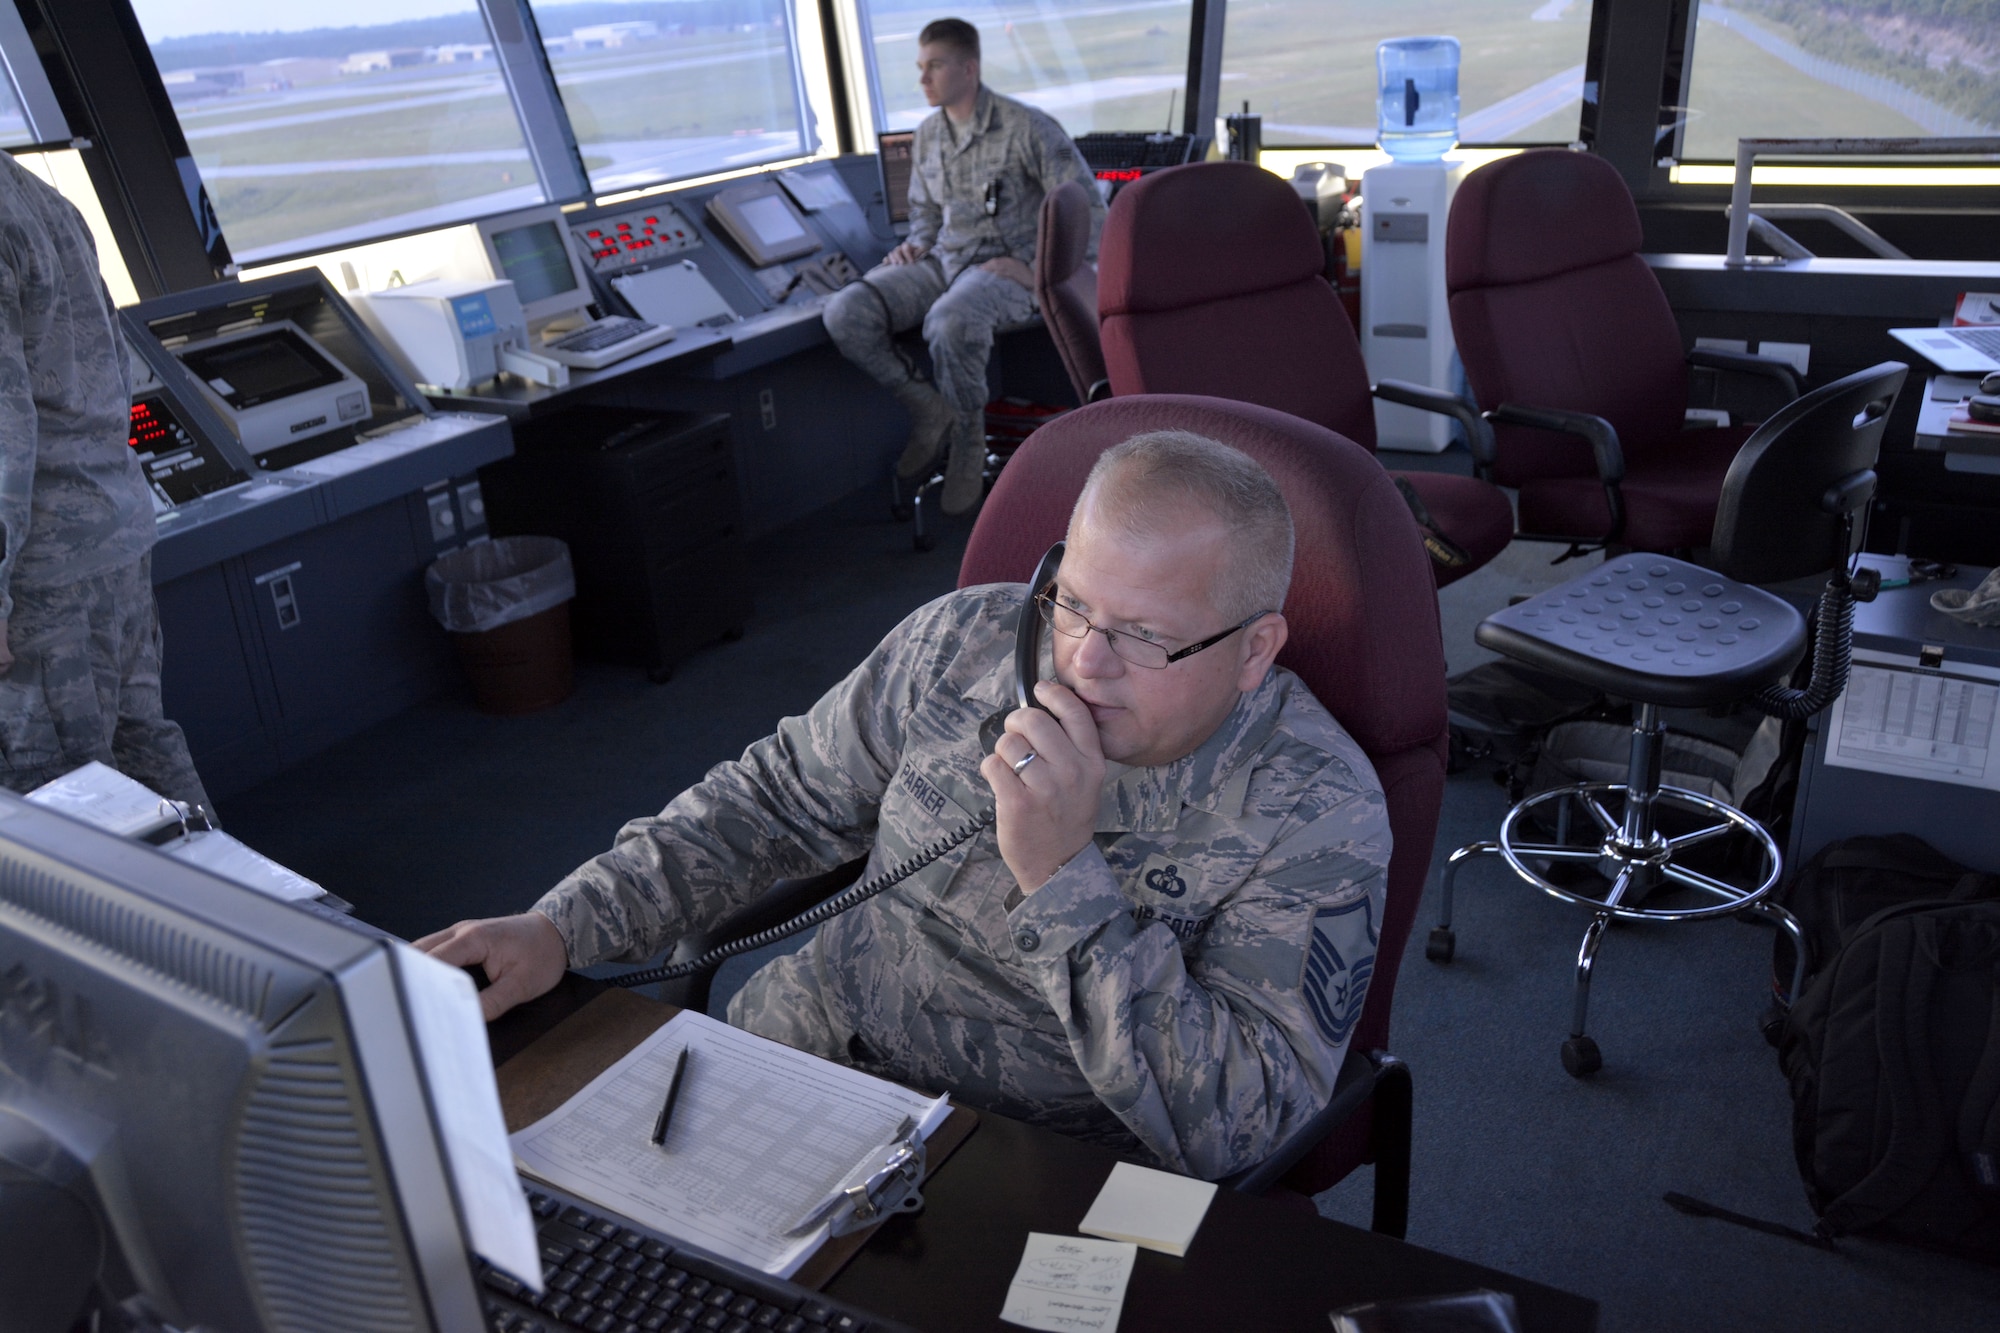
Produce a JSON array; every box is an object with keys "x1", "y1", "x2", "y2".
[{"x1": 491, "y1": 978, "x2": 1599, "y2": 1333}]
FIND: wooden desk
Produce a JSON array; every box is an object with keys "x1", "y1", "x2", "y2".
[{"x1": 491, "y1": 977, "x2": 1599, "y2": 1333}]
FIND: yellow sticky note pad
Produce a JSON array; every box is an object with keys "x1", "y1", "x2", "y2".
[{"x1": 1077, "y1": 1161, "x2": 1218, "y2": 1257}]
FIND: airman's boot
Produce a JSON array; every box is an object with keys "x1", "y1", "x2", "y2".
[
  {"x1": 892, "y1": 379, "x2": 955, "y2": 480},
  {"x1": 940, "y1": 413, "x2": 988, "y2": 516}
]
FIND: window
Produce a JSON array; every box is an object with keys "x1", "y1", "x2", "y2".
[
  {"x1": 525, "y1": 0, "x2": 814, "y2": 194},
  {"x1": 1679, "y1": 1, "x2": 2000, "y2": 161},
  {"x1": 859, "y1": 0, "x2": 1194, "y2": 135},
  {"x1": 0, "y1": 67, "x2": 29, "y2": 150},
  {"x1": 1222, "y1": 1, "x2": 1593, "y2": 147},
  {"x1": 127, "y1": 1, "x2": 546, "y2": 263}
]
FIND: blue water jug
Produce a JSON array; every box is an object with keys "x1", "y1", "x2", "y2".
[{"x1": 1377, "y1": 36, "x2": 1460, "y2": 162}]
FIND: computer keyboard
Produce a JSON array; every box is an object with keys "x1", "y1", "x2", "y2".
[
  {"x1": 551, "y1": 317, "x2": 660, "y2": 354},
  {"x1": 1957, "y1": 326, "x2": 2000, "y2": 356},
  {"x1": 1074, "y1": 131, "x2": 1203, "y2": 171},
  {"x1": 478, "y1": 1183, "x2": 913, "y2": 1333}
]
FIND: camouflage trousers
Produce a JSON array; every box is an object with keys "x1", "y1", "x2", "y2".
[
  {"x1": 823, "y1": 257, "x2": 1038, "y2": 420},
  {"x1": 0, "y1": 555, "x2": 211, "y2": 814}
]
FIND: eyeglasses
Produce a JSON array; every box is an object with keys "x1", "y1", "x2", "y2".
[{"x1": 1035, "y1": 591, "x2": 1269, "y2": 670}]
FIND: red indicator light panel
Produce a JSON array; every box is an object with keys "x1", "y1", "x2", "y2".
[{"x1": 571, "y1": 202, "x2": 701, "y2": 273}]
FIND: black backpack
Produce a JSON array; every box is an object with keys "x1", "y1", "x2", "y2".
[{"x1": 1774, "y1": 835, "x2": 2000, "y2": 1257}]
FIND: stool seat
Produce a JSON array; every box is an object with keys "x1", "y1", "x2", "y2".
[{"x1": 1475, "y1": 554, "x2": 1806, "y2": 709}]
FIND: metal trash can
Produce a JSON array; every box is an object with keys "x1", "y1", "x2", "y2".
[{"x1": 426, "y1": 537, "x2": 576, "y2": 714}]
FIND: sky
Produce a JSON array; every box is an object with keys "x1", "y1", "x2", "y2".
[{"x1": 131, "y1": 0, "x2": 651, "y2": 43}]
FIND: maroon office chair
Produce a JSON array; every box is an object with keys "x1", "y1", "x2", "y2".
[
  {"x1": 1446, "y1": 149, "x2": 1801, "y2": 552},
  {"x1": 1036, "y1": 180, "x2": 1108, "y2": 406},
  {"x1": 1096, "y1": 160, "x2": 1513, "y2": 588},
  {"x1": 961, "y1": 394, "x2": 1446, "y2": 1230}
]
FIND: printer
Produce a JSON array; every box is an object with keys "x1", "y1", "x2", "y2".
[{"x1": 356, "y1": 277, "x2": 567, "y2": 392}]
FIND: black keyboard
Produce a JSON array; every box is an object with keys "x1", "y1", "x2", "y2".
[
  {"x1": 1075, "y1": 131, "x2": 1203, "y2": 171},
  {"x1": 478, "y1": 1183, "x2": 913, "y2": 1333}
]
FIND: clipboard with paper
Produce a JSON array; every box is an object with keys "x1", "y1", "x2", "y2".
[{"x1": 505, "y1": 1002, "x2": 969, "y2": 1280}]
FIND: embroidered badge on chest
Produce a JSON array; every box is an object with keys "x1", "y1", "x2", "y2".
[
  {"x1": 1135, "y1": 854, "x2": 1195, "y2": 901},
  {"x1": 1303, "y1": 895, "x2": 1378, "y2": 1048}
]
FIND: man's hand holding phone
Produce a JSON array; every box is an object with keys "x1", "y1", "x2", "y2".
[
  {"x1": 979, "y1": 679, "x2": 1104, "y2": 897},
  {"x1": 415, "y1": 912, "x2": 569, "y2": 1022}
]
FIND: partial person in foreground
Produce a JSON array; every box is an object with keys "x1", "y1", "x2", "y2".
[
  {"x1": 421, "y1": 432, "x2": 1389, "y2": 1181},
  {"x1": 821, "y1": 16, "x2": 1103, "y2": 516},
  {"x1": 0, "y1": 153, "x2": 210, "y2": 812}
]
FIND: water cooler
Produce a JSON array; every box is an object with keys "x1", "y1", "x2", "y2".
[{"x1": 1360, "y1": 37, "x2": 1463, "y2": 454}]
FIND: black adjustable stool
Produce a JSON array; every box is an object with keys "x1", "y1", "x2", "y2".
[{"x1": 1426, "y1": 361, "x2": 1908, "y2": 1076}]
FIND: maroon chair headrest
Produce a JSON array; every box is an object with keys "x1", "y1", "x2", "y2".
[
  {"x1": 1447, "y1": 149, "x2": 1643, "y2": 292},
  {"x1": 1099, "y1": 162, "x2": 1324, "y2": 316},
  {"x1": 1038, "y1": 180, "x2": 1094, "y2": 284},
  {"x1": 958, "y1": 395, "x2": 1444, "y2": 761}
]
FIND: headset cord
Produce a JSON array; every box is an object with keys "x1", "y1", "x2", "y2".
[{"x1": 606, "y1": 819, "x2": 986, "y2": 988}]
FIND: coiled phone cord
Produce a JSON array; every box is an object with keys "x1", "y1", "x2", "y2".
[{"x1": 606, "y1": 819, "x2": 986, "y2": 988}]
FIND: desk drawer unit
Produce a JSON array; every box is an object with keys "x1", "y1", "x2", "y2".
[{"x1": 483, "y1": 407, "x2": 746, "y2": 679}]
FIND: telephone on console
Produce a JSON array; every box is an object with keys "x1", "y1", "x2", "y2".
[{"x1": 608, "y1": 543, "x2": 1065, "y2": 989}]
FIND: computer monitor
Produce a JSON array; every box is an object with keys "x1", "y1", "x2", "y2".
[
  {"x1": 877, "y1": 130, "x2": 915, "y2": 227},
  {"x1": 476, "y1": 206, "x2": 596, "y2": 326},
  {"x1": 706, "y1": 180, "x2": 821, "y2": 269},
  {"x1": 0, "y1": 790, "x2": 522, "y2": 1332}
]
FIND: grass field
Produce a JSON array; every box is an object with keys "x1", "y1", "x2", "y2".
[
  {"x1": 1215, "y1": 0, "x2": 1592, "y2": 143},
  {"x1": 1680, "y1": 16, "x2": 1933, "y2": 159},
  {"x1": 170, "y1": 27, "x2": 807, "y2": 257}
]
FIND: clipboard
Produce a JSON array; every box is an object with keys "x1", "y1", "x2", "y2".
[{"x1": 496, "y1": 987, "x2": 978, "y2": 1289}]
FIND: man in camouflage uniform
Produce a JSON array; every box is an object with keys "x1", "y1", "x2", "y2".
[
  {"x1": 424, "y1": 433, "x2": 1389, "y2": 1182},
  {"x1": 0, "y1": 154, "x2": 209, "y2": 811},
  {"x1": 822, "y1": 17, "x2": 1103, "y2": 516}
]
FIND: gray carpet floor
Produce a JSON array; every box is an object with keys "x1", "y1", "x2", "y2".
[{"x1": 218, "y1": 483, "x2": 2000, "y2": 1333}]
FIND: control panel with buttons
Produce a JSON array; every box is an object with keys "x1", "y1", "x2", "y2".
[{"x1": 572, "y1": 203, "x2": 703, "y2": 274}]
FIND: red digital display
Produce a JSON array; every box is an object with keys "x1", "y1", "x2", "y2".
[
  {"x1": 129, "y1": 399, "x2": 176, "y2": 451},
  {"x1": 1096, "y1": 168, "x2": 1143, "y2": 182}
]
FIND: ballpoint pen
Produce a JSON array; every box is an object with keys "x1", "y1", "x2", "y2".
[{"x1": 650, "y1": 1046, "x2": 690, "y2": 1148}]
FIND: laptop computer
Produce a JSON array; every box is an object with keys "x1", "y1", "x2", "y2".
[{"x1": 1889, "y1": 325, "x2": 2000, "y2": 374}]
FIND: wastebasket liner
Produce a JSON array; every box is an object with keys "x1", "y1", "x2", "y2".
[{"x1": 426, "y1": 536, "x2": 575, "y2": 633}]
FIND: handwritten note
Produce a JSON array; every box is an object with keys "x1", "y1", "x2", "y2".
[{"x1": 1000, "y1": 1233, "x2": 1136, "y2": 1332}]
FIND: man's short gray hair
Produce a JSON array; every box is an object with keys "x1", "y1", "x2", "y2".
[{"x1": 1070, "y1": 431, "x2": 1294, "y2": 620}]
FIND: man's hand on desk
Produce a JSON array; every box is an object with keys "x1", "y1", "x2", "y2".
[
  {"x1": 980, "y1": 680, "x2": 1104, "y2": 897},
  {"x1": 979, "y1": 255, "x2": 1034, "y2": 291},
  {"x1": 884, "y1": 241, "x2": 929, "y2": 266},
  {"x1": 415, "y1": 911, "x2": 568, "y2": 1021}
]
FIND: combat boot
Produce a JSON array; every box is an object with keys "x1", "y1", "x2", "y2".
[
  {"x1": 891, "y1": 379, "x2": 954, "y2": 480},
  {"x1": 940, "y1": 413, "x2": 988, "y2": 516}
]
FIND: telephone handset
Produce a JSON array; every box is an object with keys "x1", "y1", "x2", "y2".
[
  {"x1": 1015, "y1": 541, "x2": 1065, "y2": 712},
  {"x1": 609, "y1": 542, "x2": 1068, "y2": 990}
]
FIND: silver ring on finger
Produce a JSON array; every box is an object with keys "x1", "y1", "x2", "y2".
[{"x1": 1011, "y1": 750, "x2": 1038, "y2": 775}]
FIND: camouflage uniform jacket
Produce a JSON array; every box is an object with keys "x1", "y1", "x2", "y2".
[
  {"x1": 534, "y1": 585, "x2": 1390, "y2": 1180},
  {"x1": 0, "y1": 154, "x2": 153, "y2": 621},
  {"x1": 905, "y1": 85, "x2": 1105, "y2": 284}
]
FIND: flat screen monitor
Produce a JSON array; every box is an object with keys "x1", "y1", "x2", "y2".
[
  {"x1": 476, "y1": 206, "x2": 594, "y2": 325},
  {"x1": 877, "y1": 130, "x2": 915, "y2": 227},
  {"x1": 706, "y1": 180, "x2": 820, "y2": 269},
  {"x1": 176, "y1": 324, "x2": 345, "y2": 411},
  {"x1": 0, "y1": 791, "x2": 519, "y2": 1331}
]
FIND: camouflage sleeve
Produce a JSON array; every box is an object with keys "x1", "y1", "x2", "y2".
[
  {"x1": 1005, "y1": 774, "x2": 1390, "y2": 1180},
  {"x1": 530, "y1": 594, "x2": 965, "y2": 966},
  {"x1": 905, "y1": 125, "x2": 942, "y2": 255},
  {"x1": 1028, "y1": 116, "x2": 1105, "y2": 266},
  {"x1": 0, "y1": 239, "x2": 34, "y2": 621}
]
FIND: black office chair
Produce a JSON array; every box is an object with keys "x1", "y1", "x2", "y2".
[{"x1": 1426, "y1": 362, "x2": 1908, "y2": 1075}]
